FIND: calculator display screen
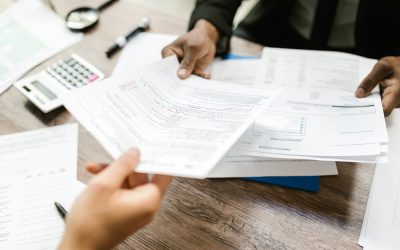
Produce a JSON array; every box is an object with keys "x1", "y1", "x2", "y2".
[{"x1": 31, "y1": 81, "x2": 57, "y2": 100}]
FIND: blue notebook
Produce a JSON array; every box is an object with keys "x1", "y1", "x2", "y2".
[{"x1": 222, "y1": 53, "x2": 320, "y2": 192}]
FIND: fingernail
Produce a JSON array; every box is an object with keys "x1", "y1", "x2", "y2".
[
  {"x1": 356, "y1": 88, "x2": 365, "y2": 97},
  {"x1": 178, "y1": 68, "x2": 187, "y2": 77}
]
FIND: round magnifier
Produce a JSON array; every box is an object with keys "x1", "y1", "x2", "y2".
[{"x1": 65, "y1": 0, "x2": 118, "y2": 32}]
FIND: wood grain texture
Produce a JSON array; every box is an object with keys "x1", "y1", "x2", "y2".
[{"x1": 0, "y1": 1, "x2": 373, "y2": 249}]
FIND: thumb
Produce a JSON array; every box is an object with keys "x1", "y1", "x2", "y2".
[
  {"x1": 95, "y1": 148, "x2": 140, "y2": 189},
  {"x1": 178, "y1": 47, "x2": 198, "y2": 79}
]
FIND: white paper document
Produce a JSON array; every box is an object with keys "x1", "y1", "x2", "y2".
[
  {"x1": 112, "y1": 33, "x2": 177, "y2": 76},
  {"x1": 111, "y1": 35, "x2": 338, "y2": 176},
  {"x1": 0, "y1": 124, "x2": 84, "y2": 250},
  {"x1": 65, "y1": 56, "x2": 281, "y2": 178},
  {"x1": 210, "y1": 58, "x2": 260, "y2": 86},
  {"x1": 235, "y1": 87, "x2": 387, "y2": 155},
  {"x1": 207, "y1": 58, "x2": 338, "y2": 176},
  {"x1": 0, "y1": 0, "x2": 82, "y2": 94},
  {"x1": 236, "y1": 48, "x2": 388, "y2": 163},
  {"x1": 255, "y1": 47, "x2": 377, "y2": 92},
  {"x1": 359, "y1": 110, "x2": 400, "y2": 250}
]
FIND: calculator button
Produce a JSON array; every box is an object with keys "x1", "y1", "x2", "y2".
[
  {"x1": 54, "y1": 66, "x2": 62, "y2": 73},
  {"x1": 63, "y1": 58, "x2": 73, "y2": 64},
  {"x1": 79, "y1": 71, "x2": 86, "y2": 77},
  {"x1": 77, "y1": 76, "x2": 85, "y2": 82},
  {"x1": 88, "y1": 74, "x2": 99, "y2": 82},
  {"x1": 66, "y1": 76, "x2": 74, "y2": 83},
  {"x1": 61, "y1": 63, "x2": 73, "y2": 72},
  {"x1": 60, "y1": 71, "x2": 68, "y2": 78},
  {"x1": 79, "y1": 66, "x2": 89, "y2": 74},
  {"x1": 69, "y1": 62, "x2": 77, "y2": 67}
]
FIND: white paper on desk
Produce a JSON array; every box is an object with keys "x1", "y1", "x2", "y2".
[
  {"x1": 0, "y1": 0, "x2": 82, "y2": 94},
  {"x1": 0, "y1": 124, "x2": 85, "y2": 250},
  {"x1": 233, "y1": 87, "x2": 388, "y2": 160},
  {"x1": 206, "y1": 57, "x2": 338, "y2": 177},
  {"x1": 359, "y1": 110, "x2": 400, "y2": 250},
  {"x1": 112, "y1": 39, "x2": 338, "y2": 176},
  {"x1": 244, "y1": 151, "x2": 387, "y2": 164},
  {"x1": 208, "y1": 156, "x2": 337, "y2": 177},
  {"x1": 210, "y1": 58, "x2": 260, "y2": 86},
  {"x1": 230, "y1": 48, "x2": 388, "y2": 161},
  {"x1": 65, "y1": 56, "x2": 281, "y2": 178},
  {"x1": 112, "y1": 33, "x2": 177, "y2": 76},
  {"x1": 255, "y1": 47, "x2": 377, "y2": 92}
]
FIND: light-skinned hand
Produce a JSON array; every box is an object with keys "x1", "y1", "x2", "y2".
[{"x1": 58, "y1": 148, "x2": 172, "y2": 250}]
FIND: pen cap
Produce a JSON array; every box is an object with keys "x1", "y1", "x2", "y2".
[{"x1": 139, "y1": 17, "x2": 150, "y2": 30}]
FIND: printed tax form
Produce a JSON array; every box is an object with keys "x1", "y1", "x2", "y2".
[
  {"x1": 0, "y1": 124, "x2": 84, "y2": 250},
  {"x1": 65, "y1": 56, "x2": 281, "y2": 178},
  {"x1": 237, "y1": 48, "x2": 388, "y2": 162}
]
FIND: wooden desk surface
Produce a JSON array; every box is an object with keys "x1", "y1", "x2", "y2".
[{"x1": 0, "y1": 1, "x2": 374, "y2": 249}]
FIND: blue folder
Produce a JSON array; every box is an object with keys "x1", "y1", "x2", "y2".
[
  {"x1": 222, "y1": 53, "x2": 320, "y2": 192},
  {"x1": 243, "y1": 176, "x2": 320, "y2": 192}
]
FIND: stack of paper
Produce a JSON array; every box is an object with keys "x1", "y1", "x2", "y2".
[
  {"x1": 234, "y1": 48, "x2": 388, "y2": 163},
  {"x1": 65, "y1": 56, "x2": 303, "y2": 178},
  {"x1": 65, "y1": 32, "x2": 388, "y2": 178},
  {"x1": 109, "y1": 32, "x2": 338, "y2": 178},
  {"x1": 64, "y1": 54, "x2": 337, "y2": 178},
  {"x1": 0, "y1": 0, "x2": 82, "y2": 94}
]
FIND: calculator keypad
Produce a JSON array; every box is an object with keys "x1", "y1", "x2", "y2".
[{"x1": 45, "y1": 56, "x2": 101, "y2": 90}]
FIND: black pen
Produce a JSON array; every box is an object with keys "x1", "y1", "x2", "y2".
[
  {"x1": 54, "y1": 201, "x2": 68, "y2": 220},
  {"x1": 105, "y1": 17, "x2": 151, "y2": 58}
]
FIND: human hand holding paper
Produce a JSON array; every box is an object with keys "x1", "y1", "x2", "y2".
[
  {"x1": 356, "y1": 56, "x2": 400, "y2": 116},
  {"x1": 58, "y1": 149, "x2": 172, "y2": 250},
  {"x1": 162, "y1": 19, "x2": 218, "y2": 79}
]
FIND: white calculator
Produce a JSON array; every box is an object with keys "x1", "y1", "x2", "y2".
[{"x1": 14, "y1": 54, "x2": 104, "y2": 113}]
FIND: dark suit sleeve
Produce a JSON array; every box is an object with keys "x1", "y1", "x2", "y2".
[{"x1": 188, "y1": 0, "x2": 242, "y2": 38}]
